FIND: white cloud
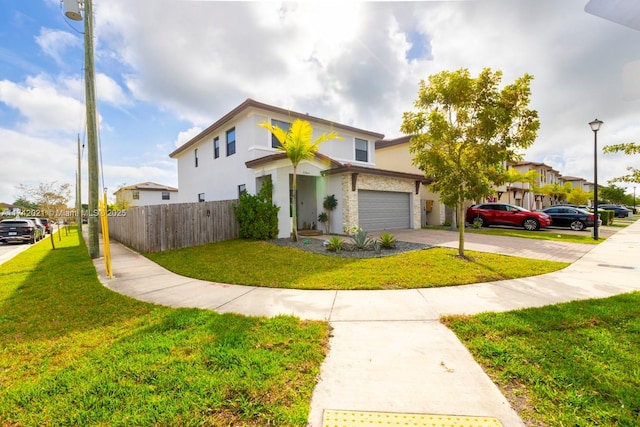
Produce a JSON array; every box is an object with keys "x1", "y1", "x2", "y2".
[
  {"x1": 175, "y1": 126, "x2": 202, "y2": 148},
  {"x1": 35, "y1": 28, "x2": 81, "y2": 66},
  {"x1": 0, "y1": 76, "x2": 84, "y2": 134}
]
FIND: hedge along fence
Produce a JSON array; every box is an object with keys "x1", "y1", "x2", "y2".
[{"x1": 108, "y1": 200, "x2": 240, "y2": 253}]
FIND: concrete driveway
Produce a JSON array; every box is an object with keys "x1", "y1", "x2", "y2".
[{"x1": 388, "y1": 227, "x2": 597, "y2": 263}]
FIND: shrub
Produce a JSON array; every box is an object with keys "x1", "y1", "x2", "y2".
[
  {"x1": 351, "y1": 228, "x2": 374, "y2": 250},
  {"x1": 378, "y1": 232, "x2": 396, "y2": 249},
  {"x1": 325, "y1": 236, "x2": 344, "y2": 252},
  {"x1": 232, "y1": 180, "x2": 280, "y2": 240}
]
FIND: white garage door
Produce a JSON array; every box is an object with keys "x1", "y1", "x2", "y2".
[{"x1": 358, "y1": 190, "x2": 411, "y2": 231}]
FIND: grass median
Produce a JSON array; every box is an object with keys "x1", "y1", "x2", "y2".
[
  {"x1": 0, "y1": 229, "x2": 328, "y2": 426},
  {"x1": 443, "y1": 292, "x2": 640, "y2": 425},
  {"x1": 145, "y1": 240, "x2": 569, "y2": 290}
]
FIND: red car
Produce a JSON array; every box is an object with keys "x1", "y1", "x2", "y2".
[{"x1": 466, "y1": 203, "x2": 552, "y2": 231}]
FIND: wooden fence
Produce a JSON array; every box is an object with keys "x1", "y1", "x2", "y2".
[{"x1": 108, "y1": 200, "x2": 240, "y2": 253}]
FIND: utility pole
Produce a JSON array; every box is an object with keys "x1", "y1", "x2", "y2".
[
  {"x1": 64, "y1": 0, "x2": 98, "y2": 257},
  {"x1": 77, "y1": 133, "x2": 82, "y2": 232},
  {"x1": 84, "y1": 0, "x2": 99, "y2": 258}
]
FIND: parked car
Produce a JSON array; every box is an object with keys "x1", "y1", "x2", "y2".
[
  {"x1": 39, "y1": 218, "x2": 51, "y2": 234},
  {"x1": 0, "y1": 219, "x2": 41, "y2": 244},
  {"x1": 539, "y1": 206, "x2": 599, "y2": 231},
  {"x1": 599, "y1": 204, "x2": 632, "y2": 218},
  {"x1": 26, "y1": 218, "x2": 46, "y2": 240},
  {"x1": 465, "y1": 203, "x2": 552, "y2": 231}
]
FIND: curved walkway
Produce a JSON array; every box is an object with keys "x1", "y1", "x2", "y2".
[{"x1": 92, "y1": 221, "x2": 640, "y2": 427}]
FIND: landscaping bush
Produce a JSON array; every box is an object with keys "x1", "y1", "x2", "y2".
[
  {"x1": 378, "y1": 232, "x2": 396, "y2": 249},
  {"x1": 233, "y1": 180, "x2": 280, "y2": 239}
]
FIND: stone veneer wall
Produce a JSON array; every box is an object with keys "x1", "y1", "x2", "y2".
[{"x1": 341, "y1": 173, "x2": 421, "y2": 232}]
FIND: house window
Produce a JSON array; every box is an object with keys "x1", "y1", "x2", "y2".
[
  {"x1": 214, "y1": 137, "x2": 220, "y2": 159},
  {"x1": 355, "y1": 138, "x2": 368, "y2": 162},
  {"x1": 132, "y1": 191, "x2": 140, "y2": 200},
  {"x1": 271, "y1": 119, "x2": 290, "y2": 148},
  {"x1": 198, "y1": 193, "x2": 205, "y2": 202},
  {"x1": 195, "y1": 148, "x2": 199, "y2": 167},
  {"x1": 226, "y1": 128, "x2": 236, "y2": 156},
  {"x1": 162, "y1": 191, "x2": 170, "y2": 200},
  {"x1": 238, "y1": 184, "x2": 246, "y2": 196}
]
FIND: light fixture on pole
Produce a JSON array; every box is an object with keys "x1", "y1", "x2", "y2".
[
  {"x1": 589, "y1": 118, "x2": 603, "y2": 240},
  {"x1": 63, "y1": 0, "x2": 99, "y2": 258}
]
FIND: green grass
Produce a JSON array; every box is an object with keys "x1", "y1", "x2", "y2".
[
  {"x1": 0, "y1": 230, "x2": 328, "y2": 426},
  {"x1": 443, "y1": 292, "x2": 640, "y2": 426},
  {"x1": 146, "y1": 240, "x2": 568, "y2": 290}
]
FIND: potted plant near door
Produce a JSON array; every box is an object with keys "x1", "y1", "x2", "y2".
[
  {"x1": 318, "y1": 212, "x2": 329, "y2": 234},
  {"x1": 322, "y1": 194, "x2": 337, "y2": 234}
]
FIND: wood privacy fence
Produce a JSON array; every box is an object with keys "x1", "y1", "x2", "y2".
[{"x1": 108, "y1": 200, "x2": 240, "y2": 253}]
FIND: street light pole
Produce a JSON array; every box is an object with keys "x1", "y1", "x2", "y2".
[
  {"x1": 634, "y1": 186, "x2": 636, "y2": 214},
  {"x1": 589, "y1": 119, "x2": 603, "y2": 240}
]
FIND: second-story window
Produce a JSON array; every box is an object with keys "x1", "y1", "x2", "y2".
[
  {"x1": 226, "y1": 128, "x2": 236, "y2": 156},
  {"x1": 214, "y1": 137, "x2": 220, "y2": 159},
  {"x1": 195, "y1": 148, "x2": 199, "y2": 167},
  {"x1": 271, "y1": 119, "x2": 290, "y2": 148},
  {"x1": 355, "y1": 138, "x2": 368, "y2": 162},
  {"x1": 162, "y1": 191, "x2": 170, "y2": 200},
  {"x1": 132, "y1": 191, "x2": 140, "y2": 200}
]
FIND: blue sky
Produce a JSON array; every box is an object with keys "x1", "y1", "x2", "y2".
[{"x1": 1, "y1": 0, "x2": 639, "y2": 205}]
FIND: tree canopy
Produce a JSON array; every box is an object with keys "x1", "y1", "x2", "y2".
[
  {"x1": 603, "y1": 142, "x2": 640, "y2": 184},
  {"x1": 401, "y1": 68, "x2": 539, "y2": 256}
]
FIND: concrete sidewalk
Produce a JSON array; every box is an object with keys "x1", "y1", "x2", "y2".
[{"x1": 92, "y1": 221, "x2": 640, "y2": 427}]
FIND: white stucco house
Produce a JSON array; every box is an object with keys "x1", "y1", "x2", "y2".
[
  {"x1": 169, "y1": 99, "x2": 427, "y2": 238},
  {"x1": 113, "y1": 182, "x2": 179, "y2": 207}
]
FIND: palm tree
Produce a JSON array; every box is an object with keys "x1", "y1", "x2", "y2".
[
  {"x1": 501, "y1": 168, "x2": 539, "y2": 206},
  {"x1": 258, "y1": 119, "x2": 343, "y2": 241}
]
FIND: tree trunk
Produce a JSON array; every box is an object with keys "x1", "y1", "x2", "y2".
[
  {"x1": 458, "y1": 191, "x2": 465, "y2": 257},
  {"x1": 291, "y1": 166, "x2": 298, "y2": 242}
]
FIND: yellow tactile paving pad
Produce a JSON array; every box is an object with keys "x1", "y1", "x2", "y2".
[{"x1": 322, "y1": 410, "x2": 504, "y2": 427}]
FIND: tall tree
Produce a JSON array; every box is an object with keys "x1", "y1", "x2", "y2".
[
  {"x1": 15, "y1": 182, "x2": 72, "y2": 218},
  {"x1": 566, "y1": 187, "x2": 592, "y2": 206},
  {"x1": 603, "y1": 142, "x2": 640, "y2": 184},
  {"x1": 401, "y1": 68, "x2": 539, "y2": 257},
  {"x1": 258, "y1": 119, "x2": 343, "y2": 242},
  {"x1": 599, "y1": 184, "x2": 627, "y2": 204}
]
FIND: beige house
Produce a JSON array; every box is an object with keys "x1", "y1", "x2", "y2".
[
  {"x1": 114, "y1": 182, "x2": 179, "y2": 207},
  {"x1": 375, "y1": 136, "x2": 444, "y2": 226}
]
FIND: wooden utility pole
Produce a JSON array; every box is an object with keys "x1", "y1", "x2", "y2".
[
  {"x1": 77, "y1": 133, "x2": 82, "y2": 233},
  {"x1": 84, "y1": 0, "x2": 99, "y2": 258}
]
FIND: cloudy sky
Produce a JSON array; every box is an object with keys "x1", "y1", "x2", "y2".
[{"x1": 1, "y1": 0, "x2": 639, "y2": 205}]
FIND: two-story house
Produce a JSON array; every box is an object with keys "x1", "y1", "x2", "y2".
[
  {"x1": 169, "y1": 99, "x2": 426, "y2": 238},
  {"x1": 113, "y1": 182, "x2": 179, "y2": 207}
]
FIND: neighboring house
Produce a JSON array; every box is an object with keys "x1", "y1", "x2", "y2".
[
  {"x1": 559, "y1": 175, "x2": 589, "y2": 191},
  {"x1": 169, "y1": 99, "x2": 427, "y2": 238},
  {"x1": 114, "y1": 182, "x2": 179, "y2": 207},
  {"x1": 496, "y1": 161, "x2": 563, "y2": 209},
  {"x1": 0, "y1": 203, "x2": 22, "y2": 216}
]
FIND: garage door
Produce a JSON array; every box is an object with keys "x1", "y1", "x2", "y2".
[{"x1": 358, "y1": 190, "x2": 411, "y2": 231}]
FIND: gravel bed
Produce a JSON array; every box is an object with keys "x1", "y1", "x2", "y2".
[{"x1": 268, "y1": 236, "x2": 431, "y2": 258}]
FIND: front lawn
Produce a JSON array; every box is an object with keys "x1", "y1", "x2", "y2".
[
  {"x1": 145, "y1": 240, "x2": 569, "y2": 290},
  {"x1": 426, "y1": 225, "x2": 602, "y2": 244},
  {"x1": 0, "y1": 229, "x2": 328, "y2": 426},
  {"x1": 443, "y1": 292, "x2": 640, "y2": 426}
]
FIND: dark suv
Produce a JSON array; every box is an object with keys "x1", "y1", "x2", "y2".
[
  {"x1": 466, "y1": 203, "x2": 552, "y2": 231},
  {"x1": 0, "y1": 219, "x2": 41, "y2": 244}
]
